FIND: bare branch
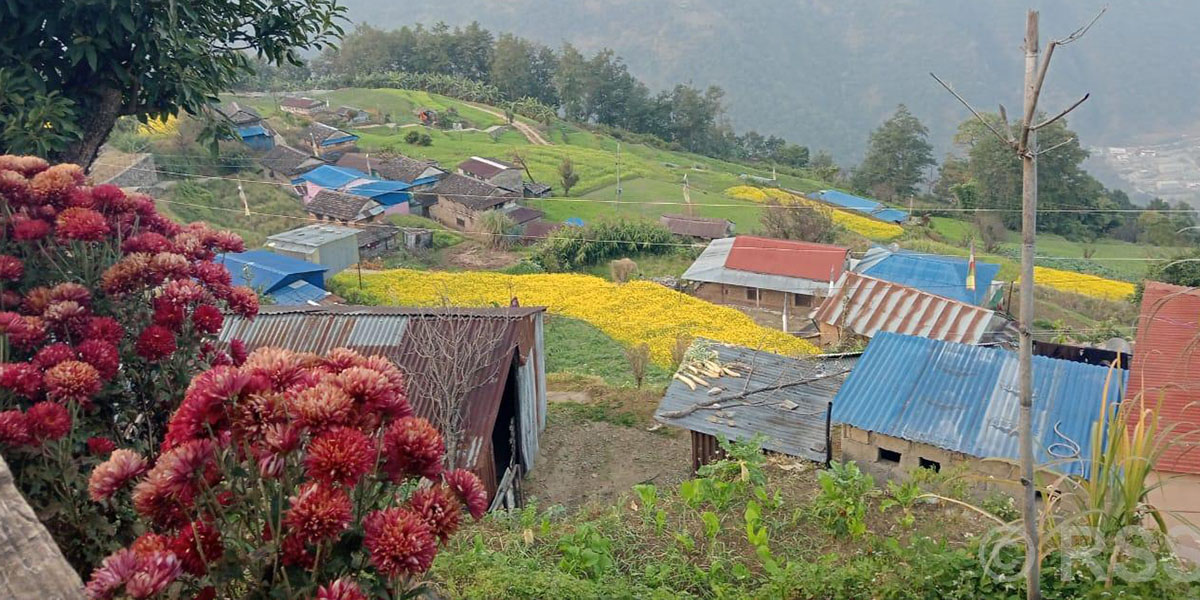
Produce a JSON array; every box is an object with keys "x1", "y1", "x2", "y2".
[
  {"x1": 1035, "y1": 136, "x2": 1076, "y2": 156},
  {"x1": 1021, "y1": 7, "x2": 1106, "y2": 146},
  {"x1": 930, "y1": 72, "x2": 1014, "y2": 145},
  {"x1": 998, "y1": 104, "x2": 1009, "y2": 130},
  {"x1": 1032, "y1": 93, "x2": 1089, "y2": 130},
  {"x1": 1052, "y1": 6, "x2": 1107, "y2": 46}
]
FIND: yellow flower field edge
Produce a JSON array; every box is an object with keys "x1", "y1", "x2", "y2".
[
  {"x1": 333, "y1": 269, "x2": 819, "y2": 365},
  {"x1": 1031, "y1": 266, "x2": 1135, "y2": 301},
  {"x1": 725, "y1": 185, "x2": 904, "y2": 241}
]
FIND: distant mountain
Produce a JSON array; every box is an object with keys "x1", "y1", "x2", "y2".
[{"x1": 337, "y1": 0, "x2": 1200, "y2": 164}]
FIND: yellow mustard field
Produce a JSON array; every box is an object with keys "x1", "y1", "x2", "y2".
[
  {"x1": 336, "y1": 269, "x2": 819, "y2": 365},
  {"x1": 1031, "y1": 267, "x2": 1136, "y2": 301},
  {"x1": 724, "y1": 186, "x2": 904, "y2": 241}
]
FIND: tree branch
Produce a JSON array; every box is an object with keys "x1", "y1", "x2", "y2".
[
  {"x1": 929, "y1": 72, "x2": 1013, "y2": 146},
  {"x1": 1031, "y1": 93, "x2": 1089, "y2": 130},
  {"x1": 1035, "y1": 136, "x2": 1076, "y2": 156}
]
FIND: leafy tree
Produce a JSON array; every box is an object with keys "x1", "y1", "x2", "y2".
[
  {"x1": 774, "y1": 143, "x2": 810, "y2": 167},
  {"x1": 851, "y1": 104, "x2": 934, "y2": 201},
  {"x1": 559, "y1": 156, "x2": 580, "y2": 196},
  {"x1": 759, "y1": 199, "x2": 837, "y2": 243},
  {"x1": 807, "y1": 150, "x2": 841, "y2": 182},
  {"x1": 1138, "y1": 249, "x2": 1200, "y2": 303},
  {"x1": 0, "y1": 0, "x2": 345, "y2": 167}
]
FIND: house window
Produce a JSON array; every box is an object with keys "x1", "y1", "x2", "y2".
[
  {"x1": 793, "y1": 294, "x2": 810, "y2": 307},
  {"x1": 745, "y1": 288, "x2": 758, "y2": 301},
  {"x1": 877, "y1": 448, "x2": 902, "y2": 464},
  {"x1": 456, "y1": 217, "x2": 466, "y2": 227},
  {"x1": 918, "y1": 457, "x2": 941, "y2": 472}
]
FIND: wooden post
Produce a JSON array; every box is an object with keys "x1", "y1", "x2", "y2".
[{"x1": 1018, "y1": 10, "x2": 1041, "y2": 599}]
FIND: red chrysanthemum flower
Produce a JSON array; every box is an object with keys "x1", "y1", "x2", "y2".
[
  {"x1": 209, "y1": 230, "x2": 244, "y2": 254},
  {"x1": 363, "y1": 507, "x2": 438, "y2": 577},
  {"x1": 76, "y1": 339, "x2": 121, "y2": 380},
  {"x1": 0, "y1": 154, "x2": 48, "y2": 177},
  {"x1": 225, "y1": 285, "x2": 259, "y2": 319},
  {"x1": 320, "y1": 347, "x2": 367, "y2": 374},
  {"x1": 87, "y1": 436, "x2": 117, "y2": 456},
  {"x1": 193, "y1": 586, "x2": 217, "y2": 600},
  {"x1": 153, "y1": 254, "x2": 193, "y2": 284},
  {"x1": 151, "y1": 297, "x2": 186, "y2": 331},
  {"x1": 381, "y1": 417, "x2": 445, "y2": 482},
  {"x1": 31, "y1": 163, "x2": 84, "y2": 202},
  {"x1": 335, "y1": 366, "x2": 409, "y2": 424},
  {"x1": 49, "y1": 282, "x2": 92, "y2": 306},
  {"x1": 305, "y1": 427, "x2": 375, "y2": 488},
  {"x1": 129, "y1": 532, "x2": 172, "y2": 557},
  {"x1": 0, "y1": 409, "x2": 32, "y2": 446},
  {"x1": 283, "y1": 483, "x2": 352, "y2": 544},
  {"x1": 121, "y1": 232, "x2": 174, "y2": 254},
  {"x1": 44, "y1": 360, "x2": 101, "y2": 405},
  {"x1": 409, "y1": 484, "x2": 463, "y2": 542},
  {"x1": 33, "y1": 342, "x2": 77, "y2": 370},
  {"x1": 229, "y1": 338, "x2": 248, "y2": 366},
  {"x1": 100, "y1": 253, "x2": 151, "y2": 296},
  {"x1": 150, "y1": 439, "x2": 216, "y2": 496},
  {"x1": 11, "y1": 215, "x2": 51, "y2": 241},
  {"x1": 0, "y1": 289, "x2": 21, "y2": 309},
  {"x1": 123, "y1": 552, "x2": 183, "y2": 600},
  {"x1": 84, "y1": 548, "x2": 139, "y2": 600},
  {"x1": 0, "y1": 362, "x2": 43, "y2": 398},
  {"x1": 289, "y1": 382, "x2": 354, "y2": 432},
  {"x1": 0, "y1": 255, "x2": 23, "y2": 281},
  {"x1": 85, "y1": 548, "x2": 183, "y2": 600},
  {"x1": 64, "y1": 186, "x2": 94, "y2": 208},
  {"x1": 19, "y1": 287, "x2": 50, "y2": 314},
  {"x1": 90, "y1": 183, "x2": 129, "y2": 211},
  {"x1": 241, "y1": 347, "x2": 309, "y2": 392},
  {"x1": 43, "y1": 299, "x2": 91, "y2": 337},
  {"x1": 86, "y1": 316, "x2": 126, "y2": 344},
  {"x1": 444, "y1": 469, "x2": 489, "y2": 520},
  {"x1": 170, "y1": 520, "x2": 223, "y2": 576},
  {"x1": 131, "y1": 470, "x2": 193, "y2": 529},
  {"x1": 192, "y1": 261, "x2": 232, "y2": 288},
  {"x1": 280, "y1": 533, "x2": 314, "y2": 568},
  {"x1": 0, "y1": 311, "x2": 45, "y2": 349},
  {"x1": 191, "y1": 304, "x2": 224, "y2": 335},
  {"x1": 135, "y1": 325, "x2": 177, "y2": 361},
  {"x1": 88, "y1": 449, "x2": 149, "y2": 501},
  {"x1": 315, "y1": 578, "x2": 368, "y2": 600},
  {"x1": 26, "y1": 401, "x2": 70, "y2": 441},
  {"x1": 0, "y1": 169, "x2": 32, "y2": 205},
  {"x1": 255, "y1": 424, "x2": 298, "y2": 479},
  {"x1": 163, "y1": 366, "x2": 248, "y2": 449},
  {"x1": 55, "y1": 206, "x2": 110, "y2": 242}
]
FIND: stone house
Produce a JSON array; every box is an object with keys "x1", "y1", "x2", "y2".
[
  {"x1": 457, "y1": 156, "x2": 524, "y2": 193},
  {"x1": 426, "y1": 173, "x2": 520, "y2": 231}
]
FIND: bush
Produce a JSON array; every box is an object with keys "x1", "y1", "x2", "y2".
[
  {"x1": 0, "y1": 155, "x2": 259, "y2": 570},
  {"x1": 476, "y1": 211, "x2": 518, "y2": 250},
  {"x1": 814, "y1": 461, "x2": 875, "y2": 537},
  {"x1": 623, "y1": 343, "x2": 651, "y2": 388},
  {"x1": 531, "y1": 219, "x2": 679, "y2": 272},
  {"x1": 404, "y1": 129, "x2": 421, "y2": 144},
  {"x1": 418, "y1": 133, "x2": 433, "y2": 146}
]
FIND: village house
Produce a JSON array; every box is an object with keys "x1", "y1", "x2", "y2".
[
  {"x1": 426, "y1": 173, "x2": 521, "y2": 231},
  {"x1": 655, "y1": 341, "x2": 853, "y2": 471},
  {"x1": 217, "y1": 250, "x2": 331, "y2": 305},
  {"x1": 522, "y1": 181, "x2": 553, "y2": 199},
  {"x1": 659, "y1": 213, "x2": 735, "y2": 240},
  {"x1": 279, "y1": 96, "x2": 326, "y2": 115},
  {"x1": 336, "y1": 152, "x2": 446, "y2": 188},
  {"x1": 219, "y1": 305, "x2": 549, "y2": 507},
  {"x1": 457, "y1": 156, "x2": 524, "y2": 192},
  {"x1": 306, "y1": 189, "x2": 385, "y2": 224},
  {"x1": 1127, "y1": 282, "x2": 1200, "y2": 533},
  {"x1": 304, "y1": 121, "x2": 358, "y2": 158},
  {"x1": 680, "y1": 236, "x2": 850, "y2": 331},
  {"x1": 260, "y1": 144, "x2": 326, "y2": 180},
  {"x1": 265, "y1": 224, "x2": 361, "y2": 276},
  {"x1": 813, "y1": 271, "x2": 1016, "y2": 346},
  {"x1": 832, "y1": 332, "x2": 1123, "y2": 492},
  {"x1": 854, "y1": 245, "x2": 1003, "y2": 307},
  {"x1": 334, "y1": 105, "x2": 371, "y2": 124},
  {"x1": 291, "y1": 164, "x2": 414, "y2": 216},
  {"x1": 216, "y1": 102, "x2": 275, "y2": 150}
]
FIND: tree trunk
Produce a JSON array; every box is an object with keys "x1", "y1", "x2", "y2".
[{"x1": 54, "y1": 86, "x2": 124, "y2": 170}]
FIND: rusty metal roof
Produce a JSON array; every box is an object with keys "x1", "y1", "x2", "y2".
[
  {"x1": 659, "y1": 214, "x2": 733, "y2": 240},
  {"x1": 655, "y1": 341, "x2": 855, "y2": 463},
  {"x1": 813, "y1": 271, "x2": 1016, "y2": 345},
  {"x1": 1128, "y1": 282, "x2": 1200, "y2": 474},
  {"x1": 218, "y1": 305, "x2": 545, "y2": 482}
]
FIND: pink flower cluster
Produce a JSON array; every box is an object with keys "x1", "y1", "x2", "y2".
[{"x1": 84, "y1": 347, "x2": 488, "y2": 597}]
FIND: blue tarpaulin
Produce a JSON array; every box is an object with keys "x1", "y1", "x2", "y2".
[
  {"x1": 218, "y1": 250, "x2": 328, "y2": 305},
  {"x1": 857, "y1": 246, "x2": 1001, "y2": 306},
  {"x1": 833, "y1": 332, "x2": 1125, "y2": 476},
  {"x1": 814, "y1": 190, "x2": 909, "y2": 224},
  {"x1": 291, "y1": 165, "x2": 368, "y2": 189},
  {"x1": 345, "y1": 179, "x2": 414, "y2": 207}
]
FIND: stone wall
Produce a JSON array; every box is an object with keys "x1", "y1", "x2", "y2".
[
  {"x1": 0, "y1": 456, "x2": 84, "y2": 600},
  {"x1": 100, "y1": 153, "x2": 158, "y2": 189},
  {"x1": 839, "y1": 426, "x2": 1021, "y2": 496}
]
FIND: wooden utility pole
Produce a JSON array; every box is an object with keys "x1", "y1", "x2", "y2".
[{"x1": 932, "y1": 8, "x2": 1103, "y2": 599}]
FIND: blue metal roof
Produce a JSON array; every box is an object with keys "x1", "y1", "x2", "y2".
[
  {"x1": 346, "y1": 179, "x2": 413, "y2": 206},
  {"x1": 236, "y1": 124, "x2": 269, "y2": 139},
  {"x1": 321, "y1": 134, "x2": 359, "y2": 146},
  {"x1": 832, "y1": 332, "x2": 1125, "y2": 476},
  {"x1": 291, "y1": 165, "x2": 367, "y2": 188},
  {"x1": 218, "y1": 250, "x2": 327, "y2": 295},
  {"x1": 857, "y1": 246, "x2": 1002, "y2": 306},
  {"x1": 815, "y1": 190, "x2": 909, "y2": 223},
  {"x1": 265, "y1": 279, "x2": 330, "y2": 305}
]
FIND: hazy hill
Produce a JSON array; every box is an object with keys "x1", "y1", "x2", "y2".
[{"x1": 337, "y1": 0, "x2": 1200, "y2": 163}]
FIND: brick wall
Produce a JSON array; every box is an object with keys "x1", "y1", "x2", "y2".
[{"x1": 840, "y1": 427, "x2": 1020, "y2": 496}]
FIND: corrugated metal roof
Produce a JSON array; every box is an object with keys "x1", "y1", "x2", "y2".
[
  {"x1": 833, "y1": 332, "x2": 1126, "y2": 476},
  {"x1": 813, "y1": 190, "x2": 910, "y2": 223},
  {"x1": 814, "y1": 271, "x2": 1015, "y2": 345},
  {"x1": 681, "y1": 238, "x2": 832, "y2": 295},
  {"x1": 236, "y1": 124, "x2": 269, "y2": 139},
  {"x1": 267, "y1": 224, "x2": 359, "y2": 249},
  {"x1": 292, "y1": 165, "x2": 368, "y2": 189},
  {"x1": 856, "y1": 246, "x2": 1001, "y2": 306},
  {"x1": 218, "y1": 250, "x2": 326, "y2": 294},
  {"x1": 1127, "y1": 282, "x2": 1200, "y2": 474},
  {"x1": 218, "y1": 305, "x2": 547, "y2": 495},
  {"x1": 725, "y1": 236, "x2": 850, "y2": 282},
  {"x1": 659, "y1": 214, "x2": 733, "y2": 240},
  {"x1": 656, "y1": 341, "x2": 855, "y2": 463},
  {"x1": 268, "y1": 280, "x2": 331, "y2": 305},
  {"x1": 459, "y1": 156, "x2": 516, "y2": 179}
]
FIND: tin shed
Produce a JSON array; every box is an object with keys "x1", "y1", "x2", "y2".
[{"x1": 266, "y1": 224, "x2": 361, "y2": 277}]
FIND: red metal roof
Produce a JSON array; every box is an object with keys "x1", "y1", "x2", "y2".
[
  {"x1": 1127, "y1": 281, "x2": 1200, "y2": 474},
  {"x1": 723, "y1": 236, "x2": 849, "y2": 282}
]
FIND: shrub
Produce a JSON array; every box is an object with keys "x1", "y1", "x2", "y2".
[
  {"x1": 418, "y1": 133, "x2": 433, "y2": 146},
  {"x1": 623, "y1": 343, "x2": 650, "y2": 388},
  {"x1": 814, "y1": 461, "x2": 874, "y2": 537},
  {"x1": 0, "y1": 155, "x2": 259, "y2": 570},
  {"x1": 82, "y1": 347, "x2": 485, "y2": 599},
  {"x1": 404, "y1": 130, "x2": 421, "y2": 144},
  {"x1": 476, "y1": 211, "x2": 518, "y2": 250},
  {"x1": 531, "y1": 219, "x2": 679, "y2": 272}
]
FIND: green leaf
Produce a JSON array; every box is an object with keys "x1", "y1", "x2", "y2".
[{"x1": 701, "y1": 511, "x2": 720, "y2": 539}]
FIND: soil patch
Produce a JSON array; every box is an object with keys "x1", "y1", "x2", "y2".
[{"x1": 443, "y1": 242, "x2": 521, "y2": 270}]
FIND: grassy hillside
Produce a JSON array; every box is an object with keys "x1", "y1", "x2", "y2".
[{"x1": 156, "y1": 179, "x2": 307, "y2": 247}]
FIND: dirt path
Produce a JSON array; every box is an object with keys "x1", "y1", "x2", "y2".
[{"x1": 467, "y1": 103, "x2": 551, "y2": 146}]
